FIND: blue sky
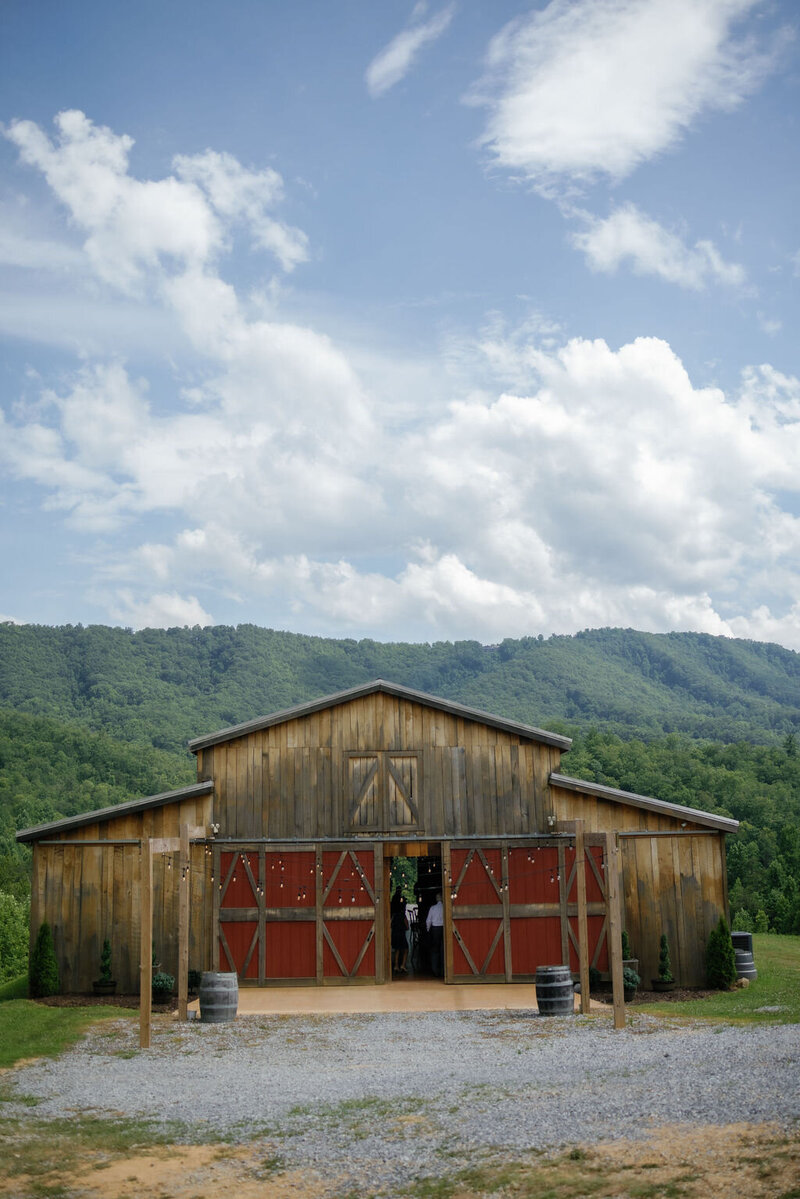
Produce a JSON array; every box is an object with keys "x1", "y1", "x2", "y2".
[{"x1": 1, "y1": 0, "x2": 800, "y2": 647}]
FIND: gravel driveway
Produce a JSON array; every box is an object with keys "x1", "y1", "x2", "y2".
[{"x1": 8, "y1": 1009, "x2": 800, "y2": 1195}]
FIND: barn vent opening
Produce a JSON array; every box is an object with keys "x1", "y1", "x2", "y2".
[{"x1": 388, "y1": 854, "x2": 443, "y2": 980}]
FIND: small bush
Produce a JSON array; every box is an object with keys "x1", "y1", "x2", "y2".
[
  {"x1": 188, "y1": 968, "x2": 202, "y2": 992},
  {"x1": 621, "y1": 930, "x2": 632, "y2": 959},
  {"x1": 732, "y1": 907, "x2": 754, "y2": 933},
  {"x1": 622, "y1": 966, "x2": 640, "y2": 989},
  {"x1": 151, "y1": 971, "x2": 174, "y2": 1001},
  {"x1": 706, "y1": 916, "x2": 737, "y2": 989},
  {"x1": 29, "y1": 922, "x2": 60, "y2": 998},
  {"x1": 588, "y1": 965, "x2": 602, "y2": 991},
  {"x1": 658, "y1": 933, "x2": 674, "y2": 982},
  {"x1": 754, "y1": 909, "x2": 769, "y2": 934}
]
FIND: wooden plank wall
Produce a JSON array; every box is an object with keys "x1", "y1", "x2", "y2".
[
  {"x1": 199, "y1": 695, "x2": 561, "y2": 841},
  {"x1": 550, "y1": 785, "x2": 727, "y2": 986},
  {"x1": 29, "y1": 793, "x2": 212, "y2": 994}
]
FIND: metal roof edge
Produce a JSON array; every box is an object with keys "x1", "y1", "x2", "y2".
[
  {"x1": 16, "y1": 781, "x2": 214, "y2": 843},
  {"x1": 188, "y1": 679, "x2": 573, "y2": 753},
  {"x1": 549, "y1": 772, "x2": 739, "y2": 833}
]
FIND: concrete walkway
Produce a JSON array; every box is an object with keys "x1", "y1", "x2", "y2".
[{"x1": 188, "y1": 980, "x2": 607, "y2": 1016}]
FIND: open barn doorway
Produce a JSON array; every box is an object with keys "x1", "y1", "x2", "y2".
[{"x1": 386, "y1": 852, "x2": 443, "y2": 980}]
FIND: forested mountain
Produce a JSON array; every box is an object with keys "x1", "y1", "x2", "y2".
[
  {"x1": 0, "y1": 622, "x2": 798, "y2": 937},
  {"x1": 2, "y1": 622, "x2": 800, "y2": 750}
]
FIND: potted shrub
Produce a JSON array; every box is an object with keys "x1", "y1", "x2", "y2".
[
  {"x1": 188, "y1": 969, "x2": 202, "y2": 996},
  {"x1": 92, "y1": 938, "x2": 117, "y2": 996},
  {"x1": 152, "y1": 970, "x2": 175, "y2": 1004},
  {"x1": 621, "y1": 929, "x2": 638, "y2": 976},
  {"x1": 622, "y1": 965, "x2": 640, "y2": 1003},
  {"x1": 651, "y1": 933, "x2": 675, "y2": 992}
]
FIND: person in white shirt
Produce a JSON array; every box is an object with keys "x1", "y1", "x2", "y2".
[{"x1": 426, "y1": 892, "x2": 444, "y2": 978}]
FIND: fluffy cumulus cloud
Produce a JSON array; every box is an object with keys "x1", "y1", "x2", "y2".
[
  {"x1": 366, "y1": 4, "x2": 455, "y2": 97},
  {"x1": 5, "y1": 111, "x2": 800, "y2": 645},
  {"x1": 4, "y1": 111, "x2": 307, "y2": 292},
  {"x1": 572, "y1": 203, "x2": 746, "y2": 289},
  {"x1": 471, "y1": 0, "x2": 775, "y2": 191}
]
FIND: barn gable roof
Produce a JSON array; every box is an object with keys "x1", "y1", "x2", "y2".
[
  {"x1": 549, "y1": 772, "x2": 739, "y2": 832},
  {"x1": 16, "y1": 781, "x2": 214, "y2": 843},
  {"x1": 187, "y1": 679, "x2": 573, "y2": 753}
]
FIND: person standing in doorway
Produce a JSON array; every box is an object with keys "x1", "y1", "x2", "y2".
[
  {"x1": 390, "y1": 888, "x2": 408, "y2": 974},
  {"x1": 426, "y1": 891, "x2": 444, "y2": 978}
]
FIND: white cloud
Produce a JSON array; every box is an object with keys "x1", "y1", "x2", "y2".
[
  {"x1": 366, "y1": 4, "x2": 455, "y2": 97},
  {"x1": 6, "y1": 111, "x2": 800, "y2": 648},
  {"x1": 173, "y1": 150, "x2": 309, "y2": 272},
  {"x1": 108, "y1": 589, "x2": 213, "y2": 630},
  {"x1": 471, "y1": 0, "x2": 778, "y2": 190},
  {"x1": 573, "y1": 203, "x2": 746, "y2": 289},
  {"x1": 4, "y1": 111, "x2": 307, "y2": 292}
]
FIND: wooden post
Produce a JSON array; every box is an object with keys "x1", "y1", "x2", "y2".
[
  {"x1": 315, "y1": 845, "x2": 324, "y2": 983},
  {"x1": 604, "y1": 831, "x2": 625, "y2": 1030},
  {"x1": 139, "y1": 838, "x2": 153, "y2": 1049},
  {"x1": 177, "y1": 824, "x2": 190, "y2": 1021},
  {"x1": 574, "y1": 821, "x2": 590, "y2": 1015},
  {"x1": 373, "y1": 842, "x2": 385, "y2": 983},
  {"x1": 442, "y1": 841, "x2": 453, "y2": 984},
  {"x1": 501, "y1": 843, "x2": 512, "y2": 983}
]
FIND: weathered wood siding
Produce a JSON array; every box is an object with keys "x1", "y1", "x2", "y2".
[
  {"x1": 550, "y1": 784, "x2": 727, "y2": 986},
  {"x1": 196, "y1": 694, "x2": 564, "y2": 840},
  {"x1": 29, "y1": 793, "x2": 213, "y2": 993}
]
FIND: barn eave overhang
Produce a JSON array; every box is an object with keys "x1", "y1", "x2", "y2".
[
  {"x1": 15, "y1": 781, "x2": 214, "y2": 844},
  {"x1": 187, "y1": 679, "x2": 573, "y2": 753},
  {"x1": 549, "y1": 772, "x2": 739, "y2": 833}
]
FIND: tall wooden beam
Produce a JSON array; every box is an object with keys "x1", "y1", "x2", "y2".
[
  {"x1": 604, "y1": 831, "x2": 625, "y2": 1030},
  {"x1": 574, "y1": 820, "x2": 590, "y2": 1015},
  {"x1": 177, "y1": 824, "x2": 190, "y2": 1021},
  {"x1": 139, "y1": 838, "x2": 153, "y2": 1049},
  {"x1": 442, "y1": 841, "x2": 454, "y2": 984}
]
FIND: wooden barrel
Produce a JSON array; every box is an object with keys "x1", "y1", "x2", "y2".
[
  {"x1": 731, "y1": 931, "x2": 753, "y2": 954},
  {"x1": 535, "y1": 965, "x2": 575, "y2": 1016},
  {"x1": 199, "y1": 971, "x2": 238, "y2": 1023},
  {"x1": 734, "y1": 949, "x2": 757, "y2": 982}
]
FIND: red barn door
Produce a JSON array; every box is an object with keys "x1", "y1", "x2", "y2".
[
  {"x1": 449, "y1": 847, "x2": 506, "y2": 980},
  {"x1": 322, "y1": 848, "x2": 377, "y2": 980}
]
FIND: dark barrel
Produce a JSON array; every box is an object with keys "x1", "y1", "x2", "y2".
[
  {"x1": 731, "y1": 931, "x2": 753, "y2": 954},
  {"x1": 734, "y1": 948, "x2": 758, "y2": 982},
  {"x1": 535, "y1": 964, "x2": 575, "y2": 1016},
  {"x1": 199, "y1": 971, "x2": 239, "y2": 1023}
]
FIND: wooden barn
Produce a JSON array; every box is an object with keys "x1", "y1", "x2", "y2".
[{"x1": 17, "y1": 680, "x2": 737, "y2": 995}]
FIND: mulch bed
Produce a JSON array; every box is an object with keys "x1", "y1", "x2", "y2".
[
  {"x1": 35, "y1": 994, "x2": 182, "y2": 1011},
  {"x1": 593, "y1": 987, "x2": 717, "y2": 1004}
]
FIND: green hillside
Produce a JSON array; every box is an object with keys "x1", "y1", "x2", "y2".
[
  {"x1": 0, "y1": 622, "x2": 798, "y2": 939},
  {"x1": 2, "y1": 623, "x2": 800, "y2": 750}
]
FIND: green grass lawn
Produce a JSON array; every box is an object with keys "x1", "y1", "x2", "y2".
[
  {"x1": 0, "y1": 999, "x2": 137, "y2": 1070},
  {"x1": 643, "y1": 933, "x2": 800, "y2": 1023}
]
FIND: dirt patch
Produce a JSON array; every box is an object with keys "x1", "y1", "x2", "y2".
[
  {"x1": 0, "y1": 1143, "x2": 335, "y2": 1199},
  {"x1": 2, "y1": 1122, "x2": 797, "y2": 1199}
]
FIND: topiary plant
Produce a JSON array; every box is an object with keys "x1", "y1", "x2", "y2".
[
  {"x1": 152, "y1": 970, "x2": 174, "y2": 1003},
  {"x1": 29, "y1": 921, "x2": 60, "y2": 998},
  {"x1": 621, "y1": 930, "x2": 632, "y2": 960},
  {"x1": 657, "y1": 933, "x2": 673, "y2": 982},
  {"x1": 706, "y1": 916, "x2": 737, "y2": 989},
  {"x1": 99, "y1": 938, "x2": 113, "y2": 983},
  {"x1": 622, "y1": 965, "x2": 640, "y2": 990}
]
